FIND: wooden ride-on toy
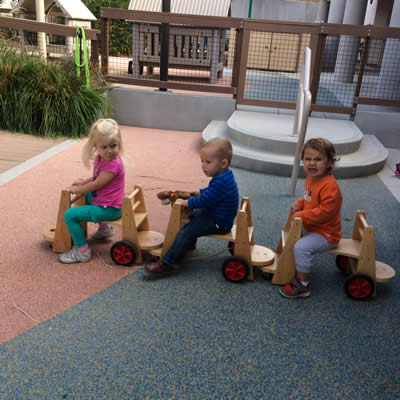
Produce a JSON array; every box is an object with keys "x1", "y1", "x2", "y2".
[
  {"x1": 148, "y1": 197, "x2": 275, "y2": 282},
  {"x1": 260, "y1": 210, "x2": 396, "y2": 300},
  {"x1": 43, "y1": 185, "x2": 164, "y2": 266}
]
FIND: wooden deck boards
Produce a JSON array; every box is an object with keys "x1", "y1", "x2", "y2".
[{"x1": 0, "y1": 130, "x2": 64, "y2": 174}]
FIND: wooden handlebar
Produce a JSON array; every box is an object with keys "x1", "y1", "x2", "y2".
[{"x1": 128, "y1": 187, "x2": 140, "y2": 200}]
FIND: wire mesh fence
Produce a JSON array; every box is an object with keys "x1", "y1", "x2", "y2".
[
  {"x1": 317, "y1": 34, "x2": 362, "y2": 108},
  {"x1": 2, "y1": 10, "x2": 399, "y2": 113},
  {"x1": 360, "y1": 37, "x2": 400, "y2": 101},
  {"x1": 107, "y1": 18, "x2": 231, "y2": 87},
  {"x1": 234, "y1": 30, "x2": 311, "y2": 104},
  {"x1": 0, "y1": 24, "x2": 92, "y2": 65}
]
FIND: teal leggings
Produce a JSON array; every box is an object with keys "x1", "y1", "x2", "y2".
[{"x1": 64, "y1": 193, "x2": 122, "y2": 247}]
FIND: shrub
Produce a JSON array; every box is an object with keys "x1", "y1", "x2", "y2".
[{"x1": 0, "y1": 45, "x2": 112, "y2": 138}]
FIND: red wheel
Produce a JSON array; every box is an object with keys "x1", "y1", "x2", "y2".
[
  {"x1": 344, "y1": 273, "x2": 374, "y2": 300},
  {"x1": 222, "y1": 257, "x2": 249, "y2": 283},
  {"x1": 110, "y1": 241, "x2": 137, "y2": 266}
]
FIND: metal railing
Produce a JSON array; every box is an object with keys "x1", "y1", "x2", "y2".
[{"x1": 290, "y1": 47, "x2": 312, "y2": 196}]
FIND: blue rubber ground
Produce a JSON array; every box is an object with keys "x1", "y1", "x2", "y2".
[{"x1": 1, "y1": 168, "x2": 399, "y2": 399}]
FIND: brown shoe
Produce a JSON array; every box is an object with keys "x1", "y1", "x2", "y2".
[{"x1": 144, "y1": 259, "x2": 175, "y2": 279}]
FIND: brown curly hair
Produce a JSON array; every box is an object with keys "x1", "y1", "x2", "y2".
[{"x1": 301, "y1": 138, "x2": 339, "y2": 172}]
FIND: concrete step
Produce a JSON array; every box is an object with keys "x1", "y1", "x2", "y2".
[
  {"x1": 202, "y1": 119, "x2": 388, "y2": 179},
  {"x1": 227, "y1": 110, "x2": 363, "y2": 155}
]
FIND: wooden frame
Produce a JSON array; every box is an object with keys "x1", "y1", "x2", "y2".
[
  {"x1": 96, "y1": 8, "x2": 400, "y2": 112},
  {"x1": 261, "y1": 210, "x2": 396, "y2": 296},
  {"x1": 150, "y1": 197, "x2": 274, "y2": 280},
  {"x1": 43, "y1": 185, "x2": 164, "y2": 264}
]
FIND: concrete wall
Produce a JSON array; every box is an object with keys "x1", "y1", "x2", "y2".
[
  {"x1": 109, "y1": 87, "x2": 236, "y2": 132},
  {"x1": 109, "y1": 87, "x2": 400, "y2": 149},
  {"x1": 355, "y1": 108, "x2": 400, "y2": 149},
  {"x1": 231, "y1": 0, "x2": 319, "y2": 22}
]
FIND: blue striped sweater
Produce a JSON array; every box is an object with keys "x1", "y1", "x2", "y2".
[{"x1": 188, "y1": 169, "x2": 239, "y2": 231}]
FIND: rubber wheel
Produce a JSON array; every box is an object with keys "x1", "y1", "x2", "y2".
[
  {"x1": 228, "y1": 241, "x2": 235, "y2": 255},
  {"x1": 263, "y1": 272, "x2": 274, "y2": 280},
  {"x1": 336, "y1": 255, "x2": 350, "y2": 273},
  {"x1": 222, "y1": 256, "x2": 249, "y2": 283},
  {"x1": 344, "y1": 273, "x2": 375, "y2": 300},
  {"x1": 110, "y1": 241, "x2": 137, "y2": 266}
]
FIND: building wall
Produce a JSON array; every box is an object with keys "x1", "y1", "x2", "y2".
[{"x1": 231, "y1": 0, "x2": 319, "y2": 22}]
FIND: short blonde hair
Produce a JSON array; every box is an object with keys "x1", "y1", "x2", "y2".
[
  {"x1": 81, "y1": 119, "x2": 124, "y2": 168},
  {"x1": 202, "y1": 137, "x2": 233, "y2": 165}
]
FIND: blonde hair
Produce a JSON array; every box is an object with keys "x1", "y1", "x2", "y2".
[
  {"x1": 81, "y1": 119, "x2": 125, "y2": 168},
  {"x1": 301, "y1": 137, "x2": 339, "y2": 173},
  {"x1": 202, "y1": 137, "x2": 233, "y2": 165}
]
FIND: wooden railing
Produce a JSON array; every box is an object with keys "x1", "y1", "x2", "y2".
[{"x1": 1, "y1": 10, "x2": 400, "y2": 116}]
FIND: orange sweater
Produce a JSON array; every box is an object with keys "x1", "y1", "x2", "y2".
[{"x1": 294, "y1": 174, "x2": 342, "y2": 244}]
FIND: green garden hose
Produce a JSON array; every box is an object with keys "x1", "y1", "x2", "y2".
[{"x1": 75, "y1": 26, "x2": 90, "y2": 88}]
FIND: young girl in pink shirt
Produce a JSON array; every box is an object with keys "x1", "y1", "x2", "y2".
[
  {"x1": 279, "y1": 138, "x2": 342, "y2": 299},
  {"x1": 59, "y1": 119, "x2": 126, "y2": 264}
]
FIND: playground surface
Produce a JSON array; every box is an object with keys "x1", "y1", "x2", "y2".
[{"x1": 0, "y1": 126, "x2": 400, "y2": 399}]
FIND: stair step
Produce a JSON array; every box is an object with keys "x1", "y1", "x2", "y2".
[
  {"x1": 228, "y1": 110, "x2": 363, "y2": 155},
  {"x1": 202, "y1": 120, "x2": 388, "y2": 179}
]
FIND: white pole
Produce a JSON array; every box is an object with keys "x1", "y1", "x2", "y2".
[
  {"x1": 289, "y1": 47, "x2": 312, "y2": 197},
  {"x1": 35, "y1": 0, "x2": 47, "y2": 60}
]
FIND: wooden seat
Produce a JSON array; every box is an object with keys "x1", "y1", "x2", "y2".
[{"x1": 327, "y1": 238, "x2": 361, "y2": 259}]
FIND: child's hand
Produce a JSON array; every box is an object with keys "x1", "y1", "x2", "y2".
[
  {"x1": 290, "y1": 204, "x2": 301, "y2": 219},
  {"x1": 68, "y1": 186, "x2": 79, "y2": 194},
  {"x1": 175, "y1": 199, "x2": 188, "y2": 207},
  {"x1": 71, "y1": 178, "x2": 85, "y2": 186}
]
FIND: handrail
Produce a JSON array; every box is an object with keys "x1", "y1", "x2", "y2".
[{"x1": 289, "y1": 47, "x2": 312, "y2": 197}]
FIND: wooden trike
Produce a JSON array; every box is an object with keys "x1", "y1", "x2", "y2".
[
  {"x1": 153, "y1": 197, "x2": 275, "y2": 282},
  {"x1": 43, "y1": 186, "x2": 275, "y2": 280},
  {"x1": 43, "y1": 184, "x2": 165, "y2": 265},
  {"x1": 260, "y1": 210, "x2": 396, "y2": 300}
]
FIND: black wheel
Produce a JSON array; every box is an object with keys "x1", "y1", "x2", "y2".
[
  {"x1": 222, "y1": 256, "x2": 249, "y2": 283},
  {"x1": 228, "y1": 241, "x2": 235, "y2": 255},
  {"x1": 110, "y1": 241, "x2": 137, "y2": 266},
  {"x1": 344, "y1": 273, "x2": 375, "y2": 300},
  {"x1": 336, "y1": 255, "x2": 350, "y2": 274},
  {"x1": 263, "y1": 272, "x2": 274, "y2": 280}
]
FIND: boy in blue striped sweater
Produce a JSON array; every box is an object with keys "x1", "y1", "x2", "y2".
[{"x1": 145, "y1": 137, "x2": 239, "y2": 278}]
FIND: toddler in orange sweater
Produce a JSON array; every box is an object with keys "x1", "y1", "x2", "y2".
[{"x1": 280, "y1": 138, "x2": 342, "y2": 299}]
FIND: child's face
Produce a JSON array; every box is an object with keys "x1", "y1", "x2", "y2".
[
  {"x1": 200, "y1": 146, "x2": 228, "y2": 178},
  {"x1": 302, "y1": 146, "x2": 332, "y2": 181},
  {"x1": 96, "y1": 139, "x2": 120, "y2": 161}
]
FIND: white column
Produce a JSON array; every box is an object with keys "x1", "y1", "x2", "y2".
[
  {"x1": 334, "y1": 0, "x2": 368, "y2": 83},
  {"x1": 316, "y1": 0, "x2": 329, "y2": 23},
  {"x1": 323, "y1": 0, "x2": 346, "y2": 70},
  {"x1": 364, "y1": 0, "x2": 378, "y2": 25},
  {"x1": 65, "y1": 19, "x2": 73, "y2": 56},
  {"x1": 375, "y1": 0, "x2": 400, "y2": 99},
  {"x1": 35, "y1": 0, "x2": 47, "y2": 60}
]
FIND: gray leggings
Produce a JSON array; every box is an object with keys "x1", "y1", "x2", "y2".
[{"x1": 294, "y1": 229, "x2": 337, "y2": 274}]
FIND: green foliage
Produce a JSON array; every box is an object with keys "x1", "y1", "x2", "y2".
[
  {"x1": 82, "y1": 0, "x2": 132, "y2": 57},
  {"x1": 0, "y1": 45, "x2": 112, "y2": 138}
]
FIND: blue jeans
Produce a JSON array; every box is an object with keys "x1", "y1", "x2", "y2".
[{"x1": 163, "y1": 208, "x2": 227, "y2": 267}]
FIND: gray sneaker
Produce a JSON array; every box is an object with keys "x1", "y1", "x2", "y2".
[
  {"x1": 91, "y1": 225, "x2": 114, "y2": 240},
  {"x1": 59, "y1": 247, "x2": 92, "y2": 264}
]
